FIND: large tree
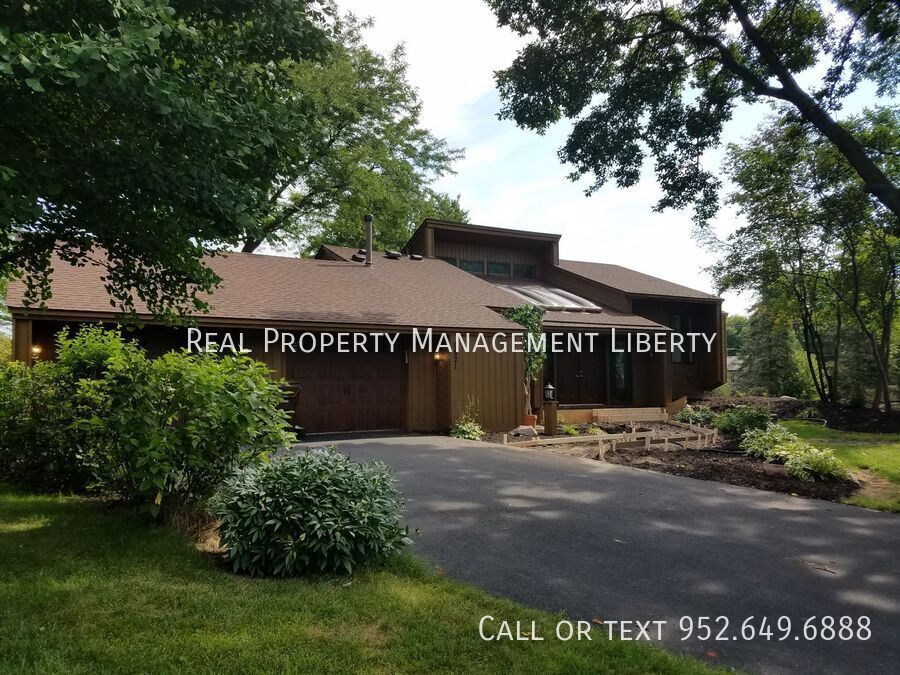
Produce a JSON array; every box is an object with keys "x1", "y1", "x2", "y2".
[
  {"x1": 487, "y1": 0, "x2": 900, "y2": 225},
  {"x1": 713, "y1": 109, "x2": 898, "y2": 411},
  {"x1": 1, "y1": 0, "x2": 331, "y2": 317},
  {"x1": 241, "y1": 16, "x2": 466, "y2": 256}
]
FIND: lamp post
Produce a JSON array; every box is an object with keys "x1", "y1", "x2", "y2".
[{"x1": 543, "y1": 382, "x2": 557, "y2": 435}]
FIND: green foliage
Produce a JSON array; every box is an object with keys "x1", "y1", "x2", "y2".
[
  {"x1": 733, "y1": 304, "x2": 815, "y2": 398},
  {"x1": 741, "y1": 424, "x2": 803, "y2": 462},
  {"x1": 560, "y1": 423, "x2": 580, "y2": 436},
  {"x1": 212, "y1": 450, "x2": 410, "y2": 577},
  {"x1": 488, "y1": 1, "x2": 900, "y2": 224},
  {"x1": 587, "y1": 425, "x2": 605, "y2": 436},
  {"x1": 712, "y1": 406, "x2": 771, "y2": 436},
  {"x1": 0, "y1": 360, "x2": 98, "y2": 491},
  {"x1": 0, "y1": 333, "x2": 9, "y2": 364},
  {"x1": 725, "y1": 315, "x2": 749, "y2": 354},
  {"x1": 449, "y1": 399, "x2": 485, "y2": 441},
  {"x1": 0, "y1": 327, "x2": 293, "y2": 515},
  {"x1": 245, "y1": 16, "x2": 465, "y2": 255},
  {"x1": 0, "y1": 1, "x2": 331, "y2": 316},
  {"x1": 674, "y1": 405, "x2": 717, "y2": 427},
  {"x1": 785, "y1": 447, "x2": 851, "y2": 482},
  {"x1": 714, "y1": 111, "x2": 899, "y2": 409},
  {"x1": 502, "y1": 303, "x2": 546, "y2": 415}
]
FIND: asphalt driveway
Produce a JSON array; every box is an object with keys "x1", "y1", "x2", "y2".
[{"x1": 296, "y1": 435, "x2": 899, "y2": 674}]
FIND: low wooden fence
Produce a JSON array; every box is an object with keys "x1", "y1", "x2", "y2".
[{"x1": 503, "y1": 424, "x2": 718, "y2": 453}]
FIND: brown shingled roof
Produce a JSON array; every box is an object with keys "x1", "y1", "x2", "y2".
[
  {"x1": 557, "y1": 259, "x2": 719, "y2": 300},
  {"x1": 6, "y1": 250, "x2": 522, "y2": 331}
]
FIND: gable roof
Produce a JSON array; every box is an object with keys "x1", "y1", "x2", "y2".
[
  {"x1": 557, "y1": 259, "x2": 719, "y2": 301},
  {"x1": 6, "y1": 250, "x2": 523, "y2": 332}
]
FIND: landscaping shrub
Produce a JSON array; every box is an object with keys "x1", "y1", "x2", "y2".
[
  {"x1": 94, "y1": 347, "x2": 294, "y2": 516},
  {"x1": 560, "y1": 422, "x2": 580, "y2": 436},
  {"x1": 0, "y1": 360, "x2": 98, "y2": 491},
  {"x1": 785, "y1": 447, "x2": 850, "y2": 482},
  {"x1": 450, "y1": 400, "x2": 484, "y2": 441},
  {"x1": 674, "y1": 404, "x2": 716, "y2": 427},
  {"x1": 587, "y1": 425, "x2": 605, "y2": 436},
  {"x1": 212, "y1": 449, "x2": 411, "y2": 576},
  {"x1": 740, "y1": 424, "x2": 799, "y2": 462},
  {"x1": 712, "y1": 405, "x2": 770, "y2": 435},
  {"x1": 0, "y1": 327, "x2": 294, "y2": 515}
]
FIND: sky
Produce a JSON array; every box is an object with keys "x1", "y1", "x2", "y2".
[{"x1": 338, "y1": 0, "x2": 886, "y2": 317}]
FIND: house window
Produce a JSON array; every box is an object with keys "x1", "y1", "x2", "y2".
[
  {"x1": 670, "y1": 313, "x2": 695, "y2": 364},
  {"x1": 487, "y1": 261, "x2": 511, "y2": 277},
  {"x1": 513, "y1": 264, "x2": 536, "y2": 279},
  {"x1": 459, "y1": 259, "x2": 484, "y2": 275},
  {"x1": 610, "y1": 334, "x2": 632, "y2": 404},
  {"x1": 438, "y1": 256, "x2": 457, "y2": 266}
]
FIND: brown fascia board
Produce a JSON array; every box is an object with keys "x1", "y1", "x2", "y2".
[
  {"x1": 9, "y1": 308, "x2": 524, "y2": 335},
  {"x1": 405, "y1": 218, "x2": 561, "y2": 253}
]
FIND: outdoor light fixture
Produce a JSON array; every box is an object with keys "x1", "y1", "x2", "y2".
[
  {"x1": 543, "y1": 382, "x2": 555, "y2": 401},
  {"x1": 433, "y1": 352, "x2": 446, "y2": 362},
  {"x1": 30, "y1": 345, "x2": 42, "y2": 356}
]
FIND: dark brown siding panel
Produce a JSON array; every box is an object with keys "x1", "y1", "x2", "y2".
[
  {"x1": 543, "y1": 266, "x2": 632, "y2": 313},
  {"x1": 407, "y1": 348, "x2": 437, "y2": 432}
]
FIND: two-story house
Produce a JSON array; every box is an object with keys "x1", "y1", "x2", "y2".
[{"x1": 8, "y1": 219, "x2": 725, "y2": 434}]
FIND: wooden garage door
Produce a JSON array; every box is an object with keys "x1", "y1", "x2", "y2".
[{"x1": 286, "y1": 350, "x2": 406, "y2": 433}]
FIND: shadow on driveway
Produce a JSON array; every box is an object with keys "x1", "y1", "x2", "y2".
[{"x1": 293, "y1": 435, "x2": 900, "y2": 675}]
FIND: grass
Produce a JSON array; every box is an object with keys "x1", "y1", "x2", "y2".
[
  {"x1": 781, "y1": 420, "x2": 900, "y2": 512},
  {"x1": 0, "y1": 490, "x2": 712, "y2": 674}
]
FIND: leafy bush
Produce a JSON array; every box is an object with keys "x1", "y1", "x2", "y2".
[
  {"x1": 212, "y1": 449, "x2": 411, "y2": 576},
  {"x1": 712, "y1": 405, "x2": 770, "y2": 435},
  {"x1": 0, "y1": 360, "x2": 98, "y2": 491},
  {"x1": 0, "y1": 327, "x2": 294, "y2": 515},
  {"x1": 0, "y1": 333, "x2": 10, "y2": 364},
  {"x1": 785, "y1": 447, "x2": 850, "y2": 482},
  {"x1": 740, "y1": 424, "x2": 799, "y2": 462},
  {"x1": 674, "y1": 404, "x2": 716, "y2": 427},
  {"x1": 587, "y1": 425, "x2": 605, "y2": 436},
  {"x1": 450, "y1": 400, "x2": 484, "y2": 441},
  {"x1": 794, "y1": 406, "x2": 821, "y2": 419}
]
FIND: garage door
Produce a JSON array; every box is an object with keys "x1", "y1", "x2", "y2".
[{"x1": 286, "y1": 350, "x2": 406, "y2": 433}]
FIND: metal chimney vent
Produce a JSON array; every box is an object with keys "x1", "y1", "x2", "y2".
[{"x1": 363, "y1": 214, "x2": 374, "y2": 267}]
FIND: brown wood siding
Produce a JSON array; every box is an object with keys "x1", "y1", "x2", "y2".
[
  {"x1": 631, "y1": 299, "x2": 723, "y2": 398},
  {"x1": 12, "y1": 318, "x2": 32, "y2": 363},
  {"x1": 448, "y1": 341, "x2": 524, "y2": 431}
]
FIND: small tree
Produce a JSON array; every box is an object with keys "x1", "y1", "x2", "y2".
[{"x1": 502, "y1": 304, "x2": 546, "y2": 419}]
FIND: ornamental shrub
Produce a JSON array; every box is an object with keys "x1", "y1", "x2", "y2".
[
  {"x1": 712, "y1": 405, "x2": 770, "y2": 436},
  {"x1": 0, "y1": 360, "x2": 98, "y2": 491},
  {"x1": 95, "y1": 347, "x2": 294, "y2": 516},
  {"x1": 740, "y1": 424, "x2": 799, "y2": 462},
  {"x1": 212, "y1": 449, "x2": 411, "y2": 576},
  {"x1": 674, "y1": 404, "x2": 716, "y2": 427},
  {"x1": 785, "y1": 448, "x2": 850, "y2": 482}
]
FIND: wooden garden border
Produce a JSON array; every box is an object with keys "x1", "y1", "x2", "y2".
[{"x1": 502, "y1": 424, "x2": 718, "y2": 451}]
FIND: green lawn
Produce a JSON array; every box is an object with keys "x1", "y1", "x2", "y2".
[
  {"x1": 782, "y1": 420, "x2": 900, "y2": 512},
  {"x1": 0, "y1": 490, "x2": 711, "y2": 674}
]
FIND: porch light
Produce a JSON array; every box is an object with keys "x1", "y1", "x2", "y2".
[
  {"x1": 433, "y1": 352, "x2": 446, "y2": 362},
  {"x1": 31, "y1": 344, "x2": 42, "y2": 356},
  {"x1": 543, "y1": 382, "x2": 555, "y2": 401}
]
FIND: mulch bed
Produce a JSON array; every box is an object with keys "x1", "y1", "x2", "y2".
[{"x1": 602, "y1": 443, "x2": 859, "y2": 503}]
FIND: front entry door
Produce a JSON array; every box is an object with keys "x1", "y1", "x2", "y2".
[{"x1": 556, "y1": 349, "x2": 605, "y2": 405}]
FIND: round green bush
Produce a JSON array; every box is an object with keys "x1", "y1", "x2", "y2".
[
  {"x1": 740, "y1": 423, "x2": 799, "y2": 462},
  {"x1": 212, "y1": 449, "x2": 411, "y2": 576},
  {"x1": 712, "y1": 405, "x2": 771, "y2": 436}
]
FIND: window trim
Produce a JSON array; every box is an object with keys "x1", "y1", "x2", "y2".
[{"x1": 513, "y1": 263, "x2": 537, "y2": 279}]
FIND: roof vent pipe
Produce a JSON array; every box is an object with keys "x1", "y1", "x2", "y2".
[{"x1": 363, "y1": 214, "x2": 374, "y2": 267}]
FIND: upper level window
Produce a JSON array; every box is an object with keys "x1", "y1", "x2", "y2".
[
  {"x1": 670, "y1": 313, "x2": 695, "y2": 364},
  {"x1": 513, "y1": 264, "x2": 536, "y2": 279},
  {"x1": 459, "y1": 259, "x2": 484, "y2": 275},
  {"x1": 438, "y1": 256, "x2": 458, "y2": 266},
  {"x1": 487, "y1": 261, "x2": 511, "y2": 277}
]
